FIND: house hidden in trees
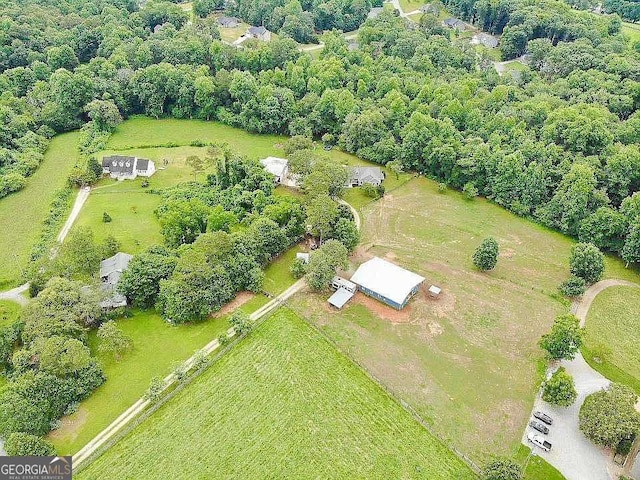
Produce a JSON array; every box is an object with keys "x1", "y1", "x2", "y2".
[
  {"x1": 247, "y1": 26, "x2": 271, "y2": 41},
  {"x1": 99, "y1": 252, "x2": 133, "y2": 309},
  {"x1": 347, "y1": 166, "x2": 385, "y2": 187},
  {"x1": 218, "y1": 16, "x2": 240, "y2": 28},
  {"x1": 102, "y1": 155, "x2": 156, "y2": 180},
  {"x1": 350, "y1": 257, "x2": 425, "y2": 309},
  {"x1": 260, "y1": 156, "x2": 289, "y2": 184}
]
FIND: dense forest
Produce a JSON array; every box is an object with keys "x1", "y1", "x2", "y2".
[{"x1": 1, "y1": 0, "x2": 640, "y2": 264}]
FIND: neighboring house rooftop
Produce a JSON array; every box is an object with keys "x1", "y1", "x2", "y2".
[
  {"x1": 350, "y1": 257, "x2": 425, "y2": 306},
  {"x1": 102, "y1": 155, "x2": 136, "y2": 176},
  {"x1": 248, "y1": 25, "x2": 268, "y2": 36},
  {"x1": 260, "y1": 156, "x2": 288, "y2": 179},
  {"x1": 443, "y1": 17, "x2": 466, "y2": 30},
  {"x1": 367, "y1": 7, "x2": 384, "y2": 19},
  {"x1": 100, "y1": 252, "x2": 133, "y2": 285},
  {"x1": 349, "y1": 166, "x2": 385, "y2": 186},
  {"x1": 471, "y1": 32, "x2": 499, "y2": 48},
  {"x1": 99, "y1": 252, "x2": 133, "y2": 309},
  {"x1": 218, "y1": 16, "x2": 239, "y2": 27}
]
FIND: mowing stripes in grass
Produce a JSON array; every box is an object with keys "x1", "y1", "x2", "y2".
[{"x1": 78, "y1": 309, "x2": 475, "y2": 479}]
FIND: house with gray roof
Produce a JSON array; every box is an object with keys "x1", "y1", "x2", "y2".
[
  {"x1": 102, "y1": 155, "x2": 156, "y2": 180},
  {"x1": 218, "y1": 16, "x2": 239, "y2": 28},
  {"x1": 347, "y1": 166, "x2": 385, "y2": 187},
  {"x1": 443, "y1": 17, "x2": 468, "y2": 31},
  {"x1": 99, "y1": 252, "x2": 133, "y2": 309},
  {"x1": 247, "y1": 25, "x2": 271, "y2": 41},
  {"x1": 471, "y1": 32, "x2": 499, "y2": 48},
  {"x1": 420, "y1": 3, "x2": 440, "y2": 15},
  {"x1": 367, "y1": 7, "x2": 384, "y2": 19}
]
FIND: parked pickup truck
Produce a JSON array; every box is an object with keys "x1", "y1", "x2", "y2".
[{"x1": 527, "y1": 432, "x2": 552, "y2": 452}]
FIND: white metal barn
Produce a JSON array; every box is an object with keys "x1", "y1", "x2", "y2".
[{"x1": 350, "y1": 257, "x2": 425, "y2": 309}]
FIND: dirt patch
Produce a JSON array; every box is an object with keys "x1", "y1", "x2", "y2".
[
  {"x1": 48, "y1": 407, "x2": 89, "y2": 443},
  {"x1": 384, "y1": 251, "x2": 398, "y2": 260},
  {"x1": 352, "y1": 292, "x2": 412, "y2": 323},
  {"x1": 420, "y1": 285, "x2": 456, "y2": 318},
  {"x1": 428, "y1": 321, "x2": 444, "y2": 336},
  {"x1": 214, "y1": 291, "x2": 255, "y2": 317},
  {"x1": 499, "y1": 248, "x2": 516, "y2": 259}
]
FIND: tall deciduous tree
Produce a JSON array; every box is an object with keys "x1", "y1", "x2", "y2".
[
  {"x1": 569, "y1": 243, "x2": 605, "y2": 285},
  {"x1": 539, "y1": 314, "x2": 583, "y2": 360},
  {"x1": 579, "y1": 383, "x2": 640, "y2": 448},
  {"x1": 542, "y1": 367, "x2": 577, "y2": 407}
]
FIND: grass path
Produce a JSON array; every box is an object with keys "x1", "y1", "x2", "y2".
[
  {"x1": 0, "y1": 132, "x2": 81, "y2": 288},
  {"x1": 77, "y1": 309, "x2": 475, "y2": 480}
]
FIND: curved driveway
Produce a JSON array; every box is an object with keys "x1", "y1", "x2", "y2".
[{"x1": 522, "y1": 279, "x2": 640, "y2": 480}]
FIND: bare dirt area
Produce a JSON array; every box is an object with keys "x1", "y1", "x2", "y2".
[
  {"x1": 49, "y1": 407, "x2": 89, "y2": 444},
  {"x1": 214, "y1": 291, "x2": 255, "y2": 317}
]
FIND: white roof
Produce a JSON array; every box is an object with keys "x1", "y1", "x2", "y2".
[
  {"x1": 350, "y1": 257, "x2": 425, "y2": 305},
  {"x1": 260, "y1": 157, "x2": 288, "y2": 178},
  {"x1": 428, "y1": 285, "x2": 441, "y2": 295},
  {"x1": 328, "y1": 287, "x2": 355, "y2": 309}
]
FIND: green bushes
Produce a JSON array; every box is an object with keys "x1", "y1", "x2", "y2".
[{"x1": 4, "y1": 433, "x2": 56, "y2": 456}]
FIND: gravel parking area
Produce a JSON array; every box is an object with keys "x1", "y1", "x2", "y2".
[{"x1": 521, "y1": 353, "x2": 612, "y2": 480}]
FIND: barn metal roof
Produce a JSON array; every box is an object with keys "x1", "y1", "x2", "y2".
[{"x1": 350, "y1": 257, "x2": 425, "y2": 305}]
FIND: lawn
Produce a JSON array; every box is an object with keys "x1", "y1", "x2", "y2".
[
  {"x1": 399, "y1": 0, "x2": 427, "y2": 14},
  {"x1": 515, "y1": 445, "x2": 566, "y2": 480},
  {"x1": 77, "y1": 308, "x2": 475, "y2": 479},
  {"x1": 0, "y1": 299, "x2": 21, "y2": 328},
  {"x1": 262, "y1": 245, "x2": 303, "y2": 296},
  {"x1": 288, "y1": 177, "x2": 640, "y2": 464},
  {"x1": 0, "y1": 132, "x2": 82, "y2": 288},
  {"x1": 583, "y1": 286, "x2": 640, "y2": 393},
  {"x1": 49, "y1": 294, "x2": 269, "y2": 455},
  {"x1": 218, "y1": 23, "x2": 250, "y2": 44},
  {"x1": 622, "y1": 21, "x2": 640, "y2": 43}
]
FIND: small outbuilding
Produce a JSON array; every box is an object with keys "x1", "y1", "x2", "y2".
[
  {"x1": 260, "y1": 156, "x2": 289, "y2": 184},
  {"x1": 420, "y1": 3, "x2": 440, "y2": 15},
  {"x1": 331, "y1": 276, "x2": 357, "y2": 293},
  {"x1": 350, "y1": 257, "x2": 425, "y2": 310},
  {"x1": 328, "y1": 288, "x2": 355, "y2": 309},
  {"x1": 428, "y1": 285, "x2": 441, "y2": 298}
]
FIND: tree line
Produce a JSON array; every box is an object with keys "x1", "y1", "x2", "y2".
[{"x1": 2, "y1": 0, "x2": 640, "y2": 268}]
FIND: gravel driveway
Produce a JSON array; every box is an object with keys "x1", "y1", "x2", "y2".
[{"x1": 521, "y1": 279, "x2": 640, "y2": 480}]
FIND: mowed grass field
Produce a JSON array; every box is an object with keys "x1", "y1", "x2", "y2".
[
  {"x1": 0, "y1": 132, "x2": 82, "y2": 288},
  {"x1": 290, "y1": 177, "x2": 640, "y2": 464},
  {"x1": 0, "y1": 299, "x2": 21, "y2": 328},
  {"x1": 78, "y1": 309, "x2": 475, "y2": 480},
  {"x1": 583, "y1": 286, "x2": 640, "y2": 393},
  {"x1": 50, "y1": 250, "x2": 297, "y2": 455}
]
